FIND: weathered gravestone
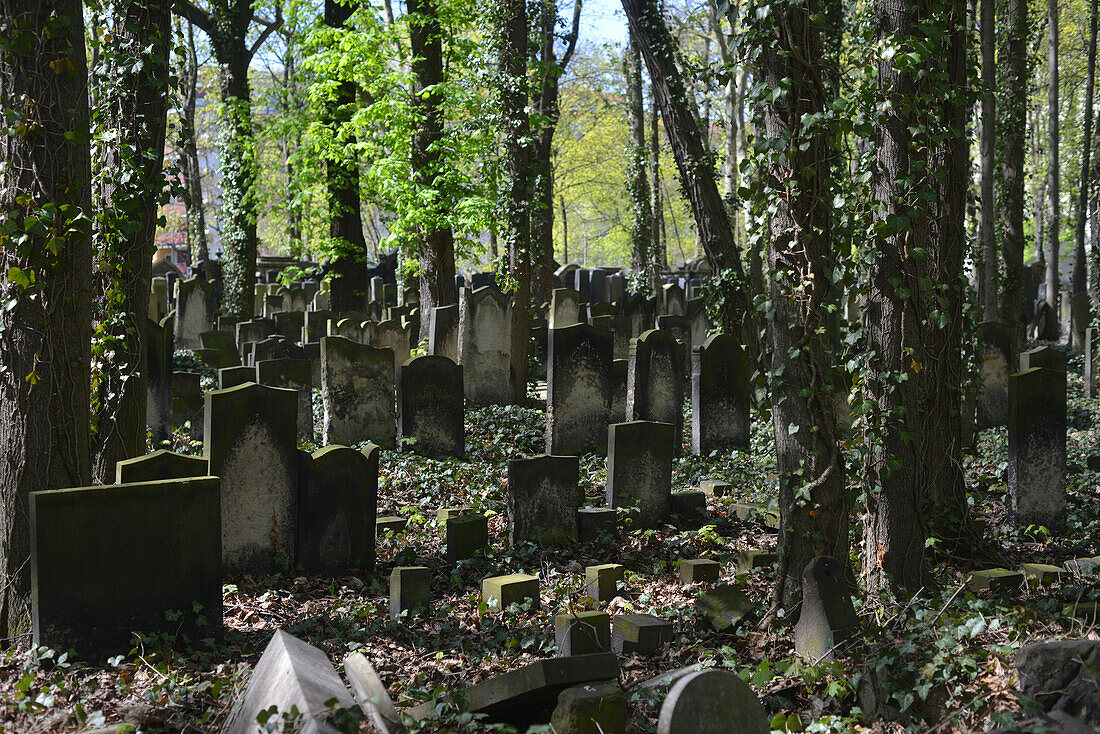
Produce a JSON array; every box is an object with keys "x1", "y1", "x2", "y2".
[
  {"x1": 274, "y1": 310, "x2": 305, "y2": 343},
  {"x1": 332, "y1": 317, "x2": 369, "y2": 344},
  {"x1": 459, "y1": 286, "x2": 513, "y2": 405},
  {"x1": 31, "y1": 477, "x2": 221, "y2": 658},
  {"x1": 344, "y1": 652, "x2": 409, "y2": 734},
  {"x1": 146, "y1": 316, "x2": 173, "y2": 441},
  {"x1": 390, "y1": 566, "x2": 431, "y2": 620},
  {"x1": 205, "y1": 382, "x2": 298, "y2": 574},
  {"x1": 303, "y1": 310, "x2": 333, "y2": 344},
  {"x1": 546, "y1": 324, "x2": 613, "y2": 455},
  {"x1": 219, "y1": 365, "x2": 256, "y2": 389},
  {"x1": 428, "y1": 304, "x2": 459, "y2": 361},
  {"x1": 1020, "y1": 345, "x2": 1067, "y2": 372},
  {"x1": 236, "y1": 318, "x2": 275, "y2": 359},
  {"x1": 627, "y1": 329, "x2": 684, "y2": 451},
  {"x1": 373, "y1": 319, "x2": 412, "y2": 375},
  {"x1": 606, "y1": 421, "x2": 674, "y2": 528},
  {"x1": 976, "y1": 321, "x2": 1012, "y2": 429},
  {"x1": 262, "y1": 293, "x2": 285, "y2": 318},
  {"x1": 656, "y1": 314, "x2": 692, "y2": 365},
  {"x1": 610, "y1": 359, "x2": 628, "y2": 423},
  {"x1": 657, "y1": 669, "x2": 769, "y2": 734},
  {"x1": 1008, "y1": 367, "x2": 1066, "y2": 530},
  {"x1": 660, "y1": 282, "x2": 686, "y2": 316},
  {"x1": 175, "y1": 276, "x2": 215, "y2": 348},
  {"x1": 250, "y1": 335, "x2": 304, "y2": 366},
  {"x1": 115, "y1": 449, "x2": 207, "y2": 483},
  {"x1": 551, "y1": 681, "x2": 627, "y2": 734},
  {"x1": 321, "y1": 336, "x2": 396, "y2": 447},
  {"x1": 397, "y1": 355, "x2": 465, "y2": 458},
  {"x1": 172, "y1": 370, "x2": 204, "y2": 438},
  {"x1": 574, "y1": 269, "x2": 591, "y2": 302},
  {"x1": 691, "y1": 335, "x2": 750, "y2": 455},
  {"x1": 149, "y1": 276, "x2": 169, "y2": 322},
  {"x1": 297, "y1": 444, "x2": 379, "y2": 574},
  {"x1": 257, "y1": 358, "x2": 314, "y2": 438},
  {"x1": 550, "y1": 288, "x2": 582, "y2": 329},
  {"x1": 508, "y1": 455, "x2": 580, "y2": 545},
  {"x1": 1015, "y1": 639, "x2": 1100, "y2": 727},
  {"x1": 793, "y1": 556, "x2": 859, "y2": 662}
]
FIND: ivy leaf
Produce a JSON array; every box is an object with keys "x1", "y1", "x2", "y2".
[{"x1": 7, "y1": 266, "x2": 31, "y2": 289}]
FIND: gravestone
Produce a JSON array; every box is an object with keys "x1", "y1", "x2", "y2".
[
  {"x1": 626, "y1": 329, "x2": 684, "y2": 451},
  {"x1": 146, "y1": 316, "x2": 173, "y2": 441},
  {"x1": 656, "y1": 314, "x2": 692, "y2": 365},
  {"x1": 373, "y1": 319, "x2": 412, "y2": 375},
  {"x1": 397, "y1": 355, "x2": 464, "y2": 458},
  {"x1": 333, "y1": 317, "x2": 369, "y2": 343},
  {"x1": 610, "y1": 359, "x2": 628, "y2": 423},
  {"x1": 274, "y1": 310, "x2": 305, "y2": 342},
  {"x1": 257, "y1": 358, "x2": 314, "y2": 438},
  {"x1": 31, "y1": 477, "x2": 221, "y2": 659},
  {"x1": 115, "y1": 449, "x2": 207, "y2": 483},
  {"x1": 578, "y1": 507, "x2": 616, "y2": 541},
  {"x1": 588, "y1": 270, "x2": 608, "y2": 303},
  {"x1": 390, "y1": 566, "x2": 431, "y2": 620},
  {"x1": 585, "y1": 564, "x2": 624, "y2": 603},
  {"x1": 236, "y1": 318, "x2": 275, "y2": 358},
  {"x1": 976, "y1": 321, "x2": 1012, "y2": 429},
  {"x1": 446, "y1": 513, "x2": 488, "y2": 562},
  {"x1": 321, "y1": 336, "x2": 396, "y2": 447},
  {"x1": 552, "y1": 681, "x2": 627, "y2": 734},
  {"x1": 611, "y1": 614, "x2": 672, "y2": 655},
  {"x1": 605, "y1": 421, "x2": 674, "y2": 528},
  {"x1": 550, "y1": 288, "x2": 582, "y2": 329},
  {"x1": 205, "y1": 382, "x2": 298, "y2": 574},
  {"x1": 1020, "y1": 345, "x2": 1067, "y2": 372},
  {"x1": 546, "y1": 324, "x2": 613, "y2": 455},
  {"x1": 686, "y1": 298, "x2": 709, "y2": 352},
  {"x1": 428, "y1": 304, "x2": 459, "y2": 361},
  {"x1": 573, "y1": 269, "x2": 591, "y2": 302},
  {"x1": 199, "y1": 330, "x2": 240, "y2": 368},
  {"x1": 507, "y1": 455, "x2": 580, "y2": 545},
  {"x1": 660, "y1": 282, "x2": 685, "y2": 316},
  {"x1": 262, "y1": 293, "x2": 285, "y2": 318},
  {"x1": 250, "y1": 335, "x2": 304, "y2": 365},
  {"x1": 1008, "y1": 367, "x2": 1066, "y2": 530},
  {"x1": 149, "y1": 277, "x2": 169, "y2": 322},
  {"x1": 691, "y1": 335, "x2": 750, "y2": 455},
  {"x1": 344, "y1": 654, "x2": 408, "y2": 734},
  {"x1": 483, "y1": 574, "x2": 540, "y2": 610},
  {"x1": 458, "y1": 286, "x2": 513, "y2": 405},
  {"x1": 793, "y1": 556, "x2": 858, "y2": 662},
  {"x1": 285, "y1": 287, "x2": 309, "y2": 313},
  {"x1": 219, "y1": 365, "x2": 256, "y2": 389},
  {"x1": 555, "y1": 611, "x2": 610, "y2": 656},
  {"x1": 304, "y1": 310, "x2": 333, "y2": 344},
  {"x1": 297, "y1": 444, "x2": 379, "y2": 574},
  {"x1": 172, "y1": 370, "x2": 204, "y2": 438},
  {"x1": 607, "y1": 273, "x2": 625, "y2": 303},
  {"x1": 656, "y1": 670, "x2": 768, "y2": 734},
  {"x1": 175, "y1": 277, "x2": 215, "y2": 348},
  {"x1": 253, "y1": 283, "x2": 265, "y2": 316}
]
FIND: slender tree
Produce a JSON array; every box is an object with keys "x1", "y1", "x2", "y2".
[
  {"x1": 649, "y1": 87, "x2": 667, "y2": 273},
  {"x1": 179, "y1": 19, "x2": 209, "y2": 263},
  {"x1": 1073, "y1": 0, "x2": 1097, "y2": 350},
  {"x1": 997, "y1": 0, "x2": 1027, "y2": 351},
  {"x1": 624, "y1": 29, "x2": 653, "y2": 285},
  {"x1": 1046, "y1": 0, "x2": 1060, "y2": 320},
  {"x1": 979, "y1": 0, "x2": 997, "y2": 321},
  {"x1": 0, "y1": 0, "x2": 94, "y2": 637}
]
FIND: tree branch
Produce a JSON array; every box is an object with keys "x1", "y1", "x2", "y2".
[
  {"x1": 561, "y1": 0, "x2": 583, "y2": 69},
  {"x1": 176, "y1": 0, "x2": 214, "y2": 33},
  {"x1": 248, "y1": 3, "x2": 284, "y2": 61}
]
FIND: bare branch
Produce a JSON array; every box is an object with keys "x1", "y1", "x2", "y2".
[
  {"x1": 248, "y1": 2, "x2": 284, "y2": 60},
  {"x1": 561, "y1": 0, "x2": 583, "y2": 69},
  {"x1": 176, "y1": 0, "x2": 214, "y2": 33}
]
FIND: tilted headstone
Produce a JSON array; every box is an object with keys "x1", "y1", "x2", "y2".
[
  {"x1": 507, "y1": 455, "x2": 581, "y2": 545},
  {"x1": 205, "y1": 382, "x2": 298, "y2": 574},
  {"x1": 793, "y1": 556, "x2": 859, "y2": 662},
  {"x1": 428, "y1": 303, "x2": 459, "y2": 361},
  {"x1": 114, "y1": 449, "x2": 207, "y2": 483},
  {"x1": 1008, "y1": 367, "x2": 1066, "y2": 531},
  {"x1": 297, "y1": 444, "x2": 379, "y2": 574},
  {"x1": 459, "y1": 286, "x2": 513, "y2": 406},
  {"x1": 691, "y1": 335, "x2": 750, "y2": 455},
  {"x1": 146, "y1": 316, "x2": 173, "y2": 441},
  {"x1": 31, "y1": 477, "x2": 221, "y2": 659},
  {"x1": 374, "y1": 319, "x2": 412, "y2": 375},
  {"x1": 627, "y1": 329, "x2": 684, "y2": 451},
  {"x1": 257, "y1": 358, "x2": 314, "y2": 438},
  {"x1": 546, "y1": 324, "x2": 613, "y2": 455},
  {"x1": 321, "y1": 336, "x2": 396, "y2": 447},
  {"x1": 549, "y1": 288, "x2": 581, "y2": 329},
  {"x1": 344, "y1": 652, "x2": 409, "y2": 734},
  {"x1": 397, "y1": 355, "x2": 464, "y2": 458},
  {"x1": 656, "y1": 669, "x2": 769, "y2": 734},
  {"x1": 175, "y1": 276, "x2": 215, "y2": 348},
  {"x1": 606, "y1": 420, "x2": 674, "y2": 528}
]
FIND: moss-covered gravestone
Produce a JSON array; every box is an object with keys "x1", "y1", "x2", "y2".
[
  {"x1": 660, "y1": 281, "x2": 685, "y2": 316},
  {"x1": 175, "y1": 276, "x2": 214, "y2": 348},
  {"x1": 976, "y1": 321, "x2": 1012, "y2": 429},
  {"x1": 552, "y1": 681, "x2": 628, "y2": 734},
  {"x1": 273, "y1": 309, "x2": 305, "y2": 343},
  {"x1": 257, "y1": 358, "x2": 314, "y2": 438},
  {"x1": 446, "y1": 513, "x2": 488, "y2": 562},
  {"x1": 31, "y1": 477, "x2": 222, "y2": 659},
  {"x1": 606, "y1": 421, "x2": 674, "y2": 528},
  {"x1": 390, "y1": 566, "x2": 430, "y2": 620},
  {"x1": 610, "y1": 358, "x2": 628, "y2": 423},
  {"x1": 262, "y1": 292, "x2": 285, "y2": 318},
  {"x1": 115, "y1": 449, "x2": 207, "y2": 483},
  {"x1": 793, "y1": 556, "x2": 858, "y2": 662},
  {"x1": 172, "y1": 370, "x2": 203, "y2": 439},
  {"x1": 297, "y1": 444, "x2": 379, "y2": 574},
  {"x1": 546, "y1": 324, "x2": 613, "y2": 456},
  {"x1": 373, "y1": 319, "x2": 413, "y2": 375},
  {"x1": 1008, "y1": 367, "x2": 1066, "y2": 531},
  {"x1": 691, "y1": 334, "x2": 750, "y2": 455},
  {"x1": 555, "y1": 611, "x2": 610, "y2": 655},
  {"x1": 235, "y1": 317, "x2": 274, "y2": 359},
  {"x1": 483, "y1": 573, "x2": 540, "y2": 610},
  {"x1": 205, "y1": 382, "x2": 298, "y2": 575},
  {"x1": 146, "y1": 315, "x2": 173, "y2": 441},
  {"x1": 507, "y1": 455, "x2": 581, "y2": 545},
  {"x1": 428, "y1": 304, "x2": 460, "y2": 361},
  {"x1": 550, "y1": 288, "x2": 582, "y2": 329},
  {"x1": 397, "y1": 355, "x2": 465, "y2": 458},
  {"x1": 458, "y1": 286, "x2": 513, "y2": 406},
  {"x1": 657, "y1": 670, "x2": 769, "y2": 734},
  {"x1": 321, "y1": 336, "x2": 396, "y2": 448},
  {"x1": 626, "y1": 330, "x2": 684, "y2": 451},
  {"x1": 611, "y1": 614, "x2": 673, "y2": 655}
]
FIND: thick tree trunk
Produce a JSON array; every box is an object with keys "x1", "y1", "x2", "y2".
[
  {"x1": 998, "y1": 0, "x2": 1027, "y2": 351},
  {"x1": 1074, "y1": 0, "x2": 1097, "y2": 321},
  {"x1": 91, "y1": 0, "x2": 173, "y2": 484},
  {"x1": 409, "y1": 0, "x2": 457, "y2": 341},
  {"x1": 980, "y1": 0, "x2": 997, "y2": 321},
  {"x1": 1046, "y1": 0, "x2": 1059, "y2": 315},
  {"x1": 0, "y1": 0, "x2": 94, "y2": 637},
  {"x1": 624, "y1": 31, "x2": 653, "y2": 276},
  {"x1": 755, "y1": 0, "x2": 849, "y2": 615},
  {"x1": 181, "y1": 20, "x2": 208, "y2": 263}
]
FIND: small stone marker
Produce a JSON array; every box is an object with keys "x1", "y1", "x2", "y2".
[
  {"x1": 224, "y1": 630, "x2": 353, "y2": 734},
  {"x1": 669, "y1": 492, "x2": 707, "y2": 528},
  {"x1": 446, "y1": 513, "x2": 488, "y2": 562},
  {"x1": 390, "y1": 566, "x2": 431, "y2": 620},
  {"x1": 507, "y1": 454, "x2": 580, "y2": 545},
  {"x1": 793, "y1": 556, "x2": 858, "y2": 662},
  {"x1": 967, "y1": 568, "x2": 1025, "y2": 592},
  {"x1": 736, "y1": 549, "x2": 777, "y2": 573},
  {"x1": 1019, "y1": 563, "x2": 1064, "y2": 585},
  {"x1": 376, "y1": 516, "x2": 408, "y2": 534},
  {"x1": 700, "y1": 478, "x2": 730, "y2": 497},
  {"x1": 555, "y1": 611, "x2": 611, "y2": 655},
  {"x1": 552, "y1": 681, "x2": 628, "y2": 734},
  {"x1": 297, "y1": 444, "x2": 379, "y2": 575},
  {"x1": 344, "y1": 652, "x2": 408, "y2": 734},
  {"x1": 1008, "y1": 367, "x2": 1066, "y2": 531},
  {"x1": 114, "y1": 449, "x2": 207, "y2": 483},
  {"x1": 611, "y1": 614, "x2": 673, "y2": 655},
  {"x1": 437, "y1": 506, "x2": 473, "y2": 523},
  {"x1": 656, "y1": 669, "x2": 769, "y2": 734},
  {"x1": 199, "y1": 330, "x2": 240, "y2": 368},
  {"x1": 679, "y1": 558, "x2": 720, "y2": 584},
  {"x1": 696, "y1": 584, "x2": 755, "y2": 631},
  {"x1": 31, "y1": 477, "x2": 222, "y2": 659},
  {"x1": 691, "y1": 335, "x2": 750, "y2": 455},
  {"x1": 585, "y1": 564, "x2": 624, "y2": 603},
  {"x1": 1063, "y1": 556, "x2": 1100, "y2": 574},
  {"x1": 397, "y1": 355, "x2": 465, "y2": 458},
  {"x1": 1015, "y1": 639, "x2": 1100, "y2": 727},
  {"x1": 483, "y1": 573, "x2": 540, "y2": 610},
  {"x1": 578, "y1": 507, "x2": 616, "y2": 541},
  {"x1": 606, "y1": 420, "x2": 674, "y2": 528}
]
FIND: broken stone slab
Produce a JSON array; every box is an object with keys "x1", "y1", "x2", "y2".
[
  {"x1": 585, "y1": 564, "x2": 624, "y2": 604},
  {"x1": 578, "y1": 507, "x2": 616, "y2": 542},
  {"x1": 551, "y1": 681, "x2": 628, "y2": 734},
  {"x1": 635, "y1": 664, "x2": 705, "y2": 691},
  {"x1": 555, "y1": 611, "x2": 611, "y2": 655},
  {"x1": 736, "y1": 549, "x2": 777, "y2": 573},
  {"x1": 699, "y1": 479, "x2": 731, "y2": 497},
  {"x1": 376, "y1": 516, "x2": 408, "y2": 534},
  {"x1": 967, "y1": 568, "x2": 1025, "y2": 593},
  {"x1": 679, "y1": 559, "x2": 720, "y2": 584},
  {"x1": 611, "y1": 614, "x2": 673, "y2": 655},
  {"x1": 728, "y1": 502, "x2": 780, "y2": 529},
  {"x1": 657, "y1": 669, "x2": 769, "y2": 734},
  {"x1": 1016, "y1": 639, "x2": 1100, "y2": 726},
  {"x1": 1018, "y1": 563, "x2": 1065, "y2": 585},
  {"x1": 1063, "y1": 556, "x2": 1100, "y2": 574},
  {"x1": 224, "y1": 630, "x2": 354, "y2": 734},
  {"x1": 793, "y1": 556, "x2": 859, "y2": 663},
  {"x1": 483, "y1": 573, "x2": 540, "y2": 610},
  {"x1": 343, "y1": 652, "x2": 407, "y2": 734},
  {"x1": 696, "y1": 584, "x2": 755, "y2": 632}
]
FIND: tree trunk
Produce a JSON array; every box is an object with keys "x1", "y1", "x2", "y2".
[
  {"x1": 180, "y1": 20, "x2": 208, "y2": 263},
  {"x1": 409, "y1": 0, "x2": 458, "y2": 342},
  {"x1": 621, "y1": 0, "x2": 755, "y2": 349},
  {"x1": 1074, "y1": 0, "x2": 1096, "y2": 322},
  {"x1": 980, "y1": 0, "x2": 997, "y2": 321},
  {"x1": 624, "y1": 31, "x2": 653, "y2": 277},
  {"x1": 91, "y1": 0, "x2": 173, "y2": 484},
  {"x1": 1046, "y1": 0, "x2": 1060, "y2": 316},
  {"x1": 754, "y1": 0, "x2": 849, "y2": 614},
  {"x1": 998, "y1": 0, "x2": 1027, "y2": 351},
  {"x1": 649, "y1": 92, "x2": 667, "y2": 279},
  {"x1": 0, "y1": 0, "x2": 94, "y2": 637}
]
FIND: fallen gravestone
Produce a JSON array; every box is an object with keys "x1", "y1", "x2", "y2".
[
  {"x1": 696, "y1": 584, "x2": 755, "y2": 631},
  {"x1": 344, "y1": 652, "x2": 407, "y2": 734}
]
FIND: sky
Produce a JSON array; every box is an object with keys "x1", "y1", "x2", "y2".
[{"x1": 578, "y1": 0, "x2": 627, "y2": 46}]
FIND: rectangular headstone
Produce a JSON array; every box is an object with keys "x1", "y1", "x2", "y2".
[
  {"x1": 691, "y1": 335, "x2": 750, "y2": 455},
  {"x1": 627, "y1": 329, "x2": 684, "y2": 452},
  {"x1": 115, "y1": 449, "x2": 208, "y2": 483},
  {"x1": 1008, "y1": 367, "x2": 1066, "y2": 531},
  {"x1": 321, "y1": 336, "x2": 396, "y2": 448},
  {"x1": 546, "y1": 325, "x2": 613, "y2": 455},
  {"x1": 146, "y1": 316, "x2": 174, "y2": 441},
  {"x1": 507, "y1": 455, "x2": 580, "y2": 545},
  {"x1": 606, "y1": 421, "x2": 674, "y2": 528},
  {"x1": 257, "y1": 358, "x2": 314, "y2": 438},
  {"x1": 397, "y1": 355, "x2": 465, "y2": 458},
  {"x1": 458, "y1": 287, "x2": 513, "y2": 406},
  {"x1": 297, "y1": 445, "x2": 378, "y2": 574},
  {"x1": 175, "y1": 277, "x2": 215, "y2": 349},
  {"x1": 428, "y1": 304, "x2": 459, "y2": 362}
]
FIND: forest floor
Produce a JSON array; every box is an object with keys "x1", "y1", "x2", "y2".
[{"x1": 1, "y1": 349, "x2": 1098, "y2": 733}]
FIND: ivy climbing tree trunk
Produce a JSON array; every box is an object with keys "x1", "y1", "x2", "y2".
[
  {"x1": 998, "y1": 0, "x2": 1027, "y2": 351},
  {"x1": 179, "y1": 19, "x2": 208, "y2": 264},
  {"x1": 0, "y1": 0, "x2": 93, "y2": 637},
  {"x1": 979, "y1": 0, "x2": 997, "y2": 321},
  {"x1": 751, "y1": 0, "x2": 849, "y2": 616},
  {"x1": 1074, "y1": 0, "x2": 1097, "y2": 345},
  {"x1": 409, "y1": 0, "x2": 458, "y2": 341},
  {"x1": 1046, "y1": 0, "x2": 1060, "y2": 318},
  {"x1": 863, "y1": 0, "x2": 969, "y2": 592},
  {"x1": 90, "y1": 0, "x2": 173, "y2": 484},
  {"x1": 623, "y1": 29, "x2": 653, "y2": 282}
]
